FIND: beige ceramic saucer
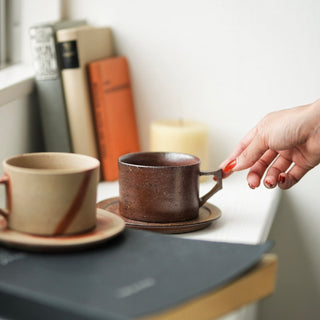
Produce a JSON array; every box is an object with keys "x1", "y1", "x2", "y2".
[
  {"x1": 97, "y1": 197, "x2": 221, "y2": 234},
  {"x1": 0, "y1": 209, "x2": 125, "y2": 252}
]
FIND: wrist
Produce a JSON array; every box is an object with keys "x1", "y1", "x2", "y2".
[{"x1": 303, "y1": 99, "x2": 320, "y2": 138}]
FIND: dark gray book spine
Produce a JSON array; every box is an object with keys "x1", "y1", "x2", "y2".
[{"x1": 30, "y1": 24, "x2": 73, "y2": 152}]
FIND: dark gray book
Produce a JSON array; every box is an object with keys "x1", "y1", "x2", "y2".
[
  {"x1": 29, "y1": 20, "x2": 86, "y2": 153},
  {"x1": 0, "y1": 229, "x2": 272, "y2": 320}
]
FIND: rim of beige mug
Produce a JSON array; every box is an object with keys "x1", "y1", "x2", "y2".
[
  {"x1": 118, "y1": 152, "x2": 201, "y2": 168},
  {"x1": 3, "y1": 152, "x2": 100, "y2": 175}
]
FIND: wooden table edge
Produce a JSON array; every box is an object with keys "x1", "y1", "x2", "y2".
[{"x1": 139, "y1": 253, "x2": 278, "y2": 320}]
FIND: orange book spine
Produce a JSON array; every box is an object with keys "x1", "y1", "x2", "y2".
[
  {"x1": 88, "y1": 56, "x2": 140, "y2": 181},
  {"x1": 87, "y1": 63, "x2": 109, "y2": 179}
]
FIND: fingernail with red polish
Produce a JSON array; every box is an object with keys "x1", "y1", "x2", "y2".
[
  {"x1": 278, "y1": 174, "x2": 285, "y2": 184},
  {"x1": 265, "y1": 179, "x2": 274, "y2": 188},
  {"x1": 223, "y1": 159, "x2": 237, "y2": 173},
  {"x1": 248, "y1": 183, "x2": 256, "y2": 189}
]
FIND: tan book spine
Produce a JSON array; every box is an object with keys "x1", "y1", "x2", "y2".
[{"x1": 56, "y1": 26, "x2": 113, "y2": 158}]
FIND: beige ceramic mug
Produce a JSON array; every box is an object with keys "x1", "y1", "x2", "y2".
[{"x1": 0, "y1": 152, "x2": 100, "y2": 236}]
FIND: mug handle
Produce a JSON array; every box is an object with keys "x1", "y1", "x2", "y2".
[
  {"x1": 0, "y1": 175, "x2": 9, "y2": 223},
  {"x1": 199, "y1": 169, "x2": 223, "y2": 207}
]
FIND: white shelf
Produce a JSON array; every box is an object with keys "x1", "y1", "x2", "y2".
[
  {"x1": 0, "y1": 63, "x2": 35, "y2": 107},
  {"x1": 98, "y1": 171, "x2": 281, "y2": 245}
]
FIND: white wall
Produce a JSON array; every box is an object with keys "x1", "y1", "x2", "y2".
[
  {"x1": 64, "y1": 0, "x2": 320, "y2": 166},
  {"x1": 0, "y1": 93, "x2": 44, "y2": 208},
  {"x1": 63, "y1": 1, "x2": 320, "y2": 319},
  {"x1": 2, "y1": 0, "x2": 320, "y2": 319},
  {"x1": 19, "y1": 0, "x2": 62, "y2": 64},
  {"x1": 0, "y1": 1, "x2": 60, "y2": 209}
]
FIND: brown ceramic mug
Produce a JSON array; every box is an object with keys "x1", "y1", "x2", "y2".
[
  {"x1": 118, "y1": 152, "x2": 222, "y2": 223},
  {"x1": 0, "y1": 152, "x2": 100, "y2": 236}
]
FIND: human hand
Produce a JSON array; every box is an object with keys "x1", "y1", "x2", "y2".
[{"x1": 220, "y1": 99, "x2": 320, "y2": 189}]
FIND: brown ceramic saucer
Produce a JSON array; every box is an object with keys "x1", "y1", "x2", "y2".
[
  {"x1": 97, "y1": 197, "x2": 221, "y2": 234},
  {"x1": 0, "y1": 209, "x2": 125, "y2": 252}
]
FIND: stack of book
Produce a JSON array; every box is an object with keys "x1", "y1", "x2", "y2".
[{"x1": 30, "y1": 20, "x2": 140, "y2": 181}]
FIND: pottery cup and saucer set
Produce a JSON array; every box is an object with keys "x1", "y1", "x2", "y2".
[{"x1": 0, "y1": 151, "x2": 222, "y2": 252}]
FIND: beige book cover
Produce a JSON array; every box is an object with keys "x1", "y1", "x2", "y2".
[{"x1": 57, "y1": 26, "x2": 114, "y2": 158}]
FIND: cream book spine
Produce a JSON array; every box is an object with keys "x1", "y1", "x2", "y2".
[{"x1": 56, "y1": 26, "x2": 113, "y2": 158}]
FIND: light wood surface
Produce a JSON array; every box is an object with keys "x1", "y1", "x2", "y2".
[{"x1": 141, "y1": 254, "x2": 277, "y2": 320}]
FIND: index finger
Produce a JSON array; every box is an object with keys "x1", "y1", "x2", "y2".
[
  {"x1": 235, "y1": 132, "x2": 269, "y2": 171},
  {"x1": 220, "y1": 127, "x2": 257, "y2": 176}
]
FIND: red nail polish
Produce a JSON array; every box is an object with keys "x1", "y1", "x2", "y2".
[
  {"x1": 223, "y1": 159, "x2": 237, "y2": 173},
  {"x1": 265, "y1": 179, "x2": 273, "y2": 188},
  {"x1": 278, "y1": 174, "x2": 285, "y2": 184},
  {"x1": 248, "y1": 183, "x2": 255, "y2": 189}
]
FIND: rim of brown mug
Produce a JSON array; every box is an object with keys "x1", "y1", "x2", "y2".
[
  {"x1": 118, "y1": 151, "x2": 201, "y2": 169},
  {"x1": 3, "y1": 152, "x2": 100, "y2": 175}
]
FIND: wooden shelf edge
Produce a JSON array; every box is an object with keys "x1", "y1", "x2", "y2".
[{"x1": 140, "y1": 253, "x2": 278, "y2": 320}]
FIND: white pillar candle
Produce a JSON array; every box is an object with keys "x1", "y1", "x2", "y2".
[{"x1": 150, "y1": 120, "x2": 209, "y2": 170}]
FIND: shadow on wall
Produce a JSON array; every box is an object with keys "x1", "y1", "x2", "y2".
[
  {"x1": 259, "y1": 192, "x2": 320, "y2": 320},
  {"x1": 0, "y1": 91, "x2": 45, "y2": 208}
]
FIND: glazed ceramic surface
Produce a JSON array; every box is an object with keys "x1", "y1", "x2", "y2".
[
  {"x1": 118, "y1": 152, "x2": 222, "y2": 223},
  {"x1": 0, "y1": 153, "x2": 100, "y2": 236},
  {"x1": 0, "y1": 209, "x2": 125, "y2": 252},
  {"x1": 97, "y1": 197, "x2": 221, "y2": 234}
]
